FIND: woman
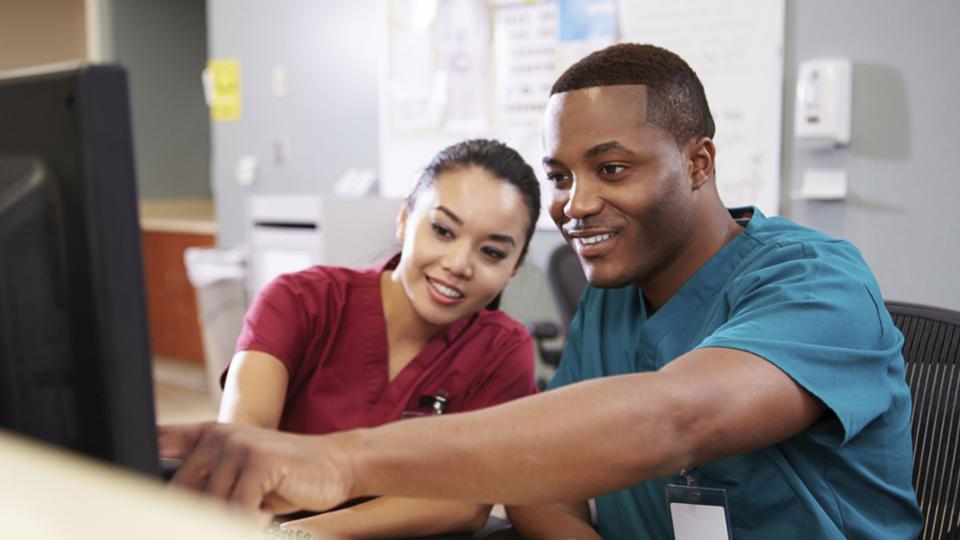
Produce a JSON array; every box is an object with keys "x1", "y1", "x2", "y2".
[{"x1": 218, "y1": 139, "x2": 541, "y2": 538}]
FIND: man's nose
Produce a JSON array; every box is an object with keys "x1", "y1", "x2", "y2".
[{"x1": 564, "y1": 177, "x2": 602, "y2": 219}]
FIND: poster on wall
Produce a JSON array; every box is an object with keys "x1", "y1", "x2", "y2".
[
  {"x1": 493, "y1": 1, "x2": 558, "y2": 126},
  {"x1": 381, "y1": 0, "x2": 785, "y2": 217},
  {"x1": 205, "y1": 59, "x2": 242, "y2": 122},
  {"x1": 555, "y1": 0, "x2": 618, "y2": 75},
  {"x1": 385, "y1": 0, "x2": 492, "y2": 134}
]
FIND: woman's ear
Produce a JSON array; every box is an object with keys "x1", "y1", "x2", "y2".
[{"x1": 395, "y1": 198, "x2": 410, "y2": 242}]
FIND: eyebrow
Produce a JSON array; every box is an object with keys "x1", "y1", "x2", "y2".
[
  {"x1": 584, "y1": 141, "x2": 638, "y2": 160},
  {"x1": 435, "y1": 206, "x2": 517, "y2": 246},
  {"x1": 542, "y1": 140, "x2": 639, "y2": 168}
]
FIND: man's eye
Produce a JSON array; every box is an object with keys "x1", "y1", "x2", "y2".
[
  {"x1": 432, "y1": 223, "x2": 453, "y2": 238},
  {"x1": 546, "y1": 172, "x2": 569, "y2": 184},
  {"x1": 599, "y1": 164, "x2": 627, "y2": 176}
]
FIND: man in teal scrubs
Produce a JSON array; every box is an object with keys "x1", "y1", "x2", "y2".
[
  {"x1": 501, "y1": 43, "x2": 921, "y2": 539},
  {"x1": 161, "y1": 44, "x2": 922, "y2": 539}
]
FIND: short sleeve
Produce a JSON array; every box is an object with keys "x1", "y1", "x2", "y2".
[
  {"x1": 699, "y1": 246, "x2": 904, "y2": 446},
  {"x1": 461, "y1": 327, "x2": 537, "y2": 411},
  {"x1": 234, "y1": 274, "x2": 310, "y2": 374}
]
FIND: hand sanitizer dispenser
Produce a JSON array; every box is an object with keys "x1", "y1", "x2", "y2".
[{"x1": 795, "y1": 58, "x2": 853, "y2": 149}]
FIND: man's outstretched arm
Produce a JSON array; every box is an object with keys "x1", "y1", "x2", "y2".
[{"x1": 162, "y1": 347, "x2": 824, "y2": 514}]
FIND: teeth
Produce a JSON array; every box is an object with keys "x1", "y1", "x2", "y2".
[
  {"x1": 429, "y1": 279, "x2": 463, "y2": 299},
  {"x1": 579, "y1": 233, "x2": 614, "y2": 246}
]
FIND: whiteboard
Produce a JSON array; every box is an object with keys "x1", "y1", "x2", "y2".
[
  {"x1": 618, "y1": 0, "x2": 785, "y2": 215},
  {"x1": 378, "y1": 0, "x2": 785, "y2": 221}
]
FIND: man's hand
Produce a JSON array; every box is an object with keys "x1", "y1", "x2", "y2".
[{"x1": 159, "y1": 422, "x2": 355, "y2": 516}]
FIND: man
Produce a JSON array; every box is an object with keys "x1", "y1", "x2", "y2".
[{"x1": 162, "y1": 44, "x2": 921, "y2": 539}]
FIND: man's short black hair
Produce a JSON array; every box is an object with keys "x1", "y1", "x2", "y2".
[{"x1": 551, "y1": 43, "x2": 715, "y2": 146}]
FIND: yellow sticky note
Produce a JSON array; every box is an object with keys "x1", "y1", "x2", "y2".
[{"x1": 208, "y1": 59, "x2": 242, "y2": 121}]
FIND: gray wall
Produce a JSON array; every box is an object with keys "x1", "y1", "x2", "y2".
[
  {"x1": 785, "y1": 0, "x2": 960, "y2": 310},
  {"x1": 206, "y1": 0, "x2": 960, "y2": 313},
  {"x1": 207, "y1": 0, "x2": 380, "y2": 247},
  {"x1": 105, "y1": 0, "x2": 210, "y2": 199}
]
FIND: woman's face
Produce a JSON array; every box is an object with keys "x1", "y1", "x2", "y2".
[{"x1": 394, "y1": 165, "x2": 530, "y2": 328}]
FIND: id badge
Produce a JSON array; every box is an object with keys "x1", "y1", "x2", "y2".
[{"x1": 665, "y1": 483, "x2": 732, "y2": 540}]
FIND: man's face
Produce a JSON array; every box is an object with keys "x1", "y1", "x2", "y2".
[{"x1": 542, "y1": 85, "x2": 698, "y2": 288}]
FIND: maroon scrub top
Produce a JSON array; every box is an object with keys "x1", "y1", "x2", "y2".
[{"x1": 231, "y1": 255, "x2": 537, "y2": 435}]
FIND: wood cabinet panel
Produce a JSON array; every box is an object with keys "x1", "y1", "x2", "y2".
[{"x1": 141, "y1": 230, "x2": 215, "y2": 364}]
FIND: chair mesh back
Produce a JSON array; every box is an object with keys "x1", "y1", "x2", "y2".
[
  {"x1": 546, "y1": 244, "x2": 587, "y2": 333},
  {"x1": 887, "y1": 301, "x2": 960, "y2": 540}
]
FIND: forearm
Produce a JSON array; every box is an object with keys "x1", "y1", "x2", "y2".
[
  {"x1": 282, "y1": 497, "x2": 490, "y2": 539},
  {"x1": 507, "y1": 501, "x2": 599, "y2": 540},
  {"x1": 163, "y1": 348, "x2": 823, "y2": 516},
  {"x1": 337, "y1": 349, "x2": 823, "y2": 506},
  {"x1": 340, "y1": 372, "x2": 689, "y2": 505}
]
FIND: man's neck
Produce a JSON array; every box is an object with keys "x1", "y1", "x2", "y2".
[{"x1": 641, "y1": 202, "x2": 745, "y2": 311}]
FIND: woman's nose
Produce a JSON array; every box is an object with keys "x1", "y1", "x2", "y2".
[{"x1": 442, "y1": 244, "x2": 473, "y2": 279}]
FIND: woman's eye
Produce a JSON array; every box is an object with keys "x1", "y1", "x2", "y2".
[
  {"x1": 482, "y1": 247, "x2": 506, "y2": 261},
  {"x1": 432, "y1": 223, "x2": 453, "y2": 238}
]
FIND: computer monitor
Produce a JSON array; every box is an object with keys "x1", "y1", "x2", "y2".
[{"x1": 0, "y1": 65, "x2": 160, "y2": 477}]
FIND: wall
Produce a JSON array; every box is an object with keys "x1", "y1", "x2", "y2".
[
  {"x1": 522, "y1": 0, "x2": 960, "y2": 313},
  {"x1": 204, "y1": 0, "x2": 960, "y2": 313},
  {"x1": 206, "y1": 0, "x2": 381, "y2": 247},
  {"x1": 0, "y1": 0, "x2": 87, "y2": 70},
  {"x1": 105, "y1": 0, "x2": 210, "y2": 199},
  {"x1": 0, "y1": 0, "x2": 210, "y2": 200},
  {"x1": 785, "y1": 0, "x2": 960, "y2": 311}
]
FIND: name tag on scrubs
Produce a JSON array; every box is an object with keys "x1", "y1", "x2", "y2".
[{"x1": 666, "y1": 484, "x2": 732, "y2": 540}]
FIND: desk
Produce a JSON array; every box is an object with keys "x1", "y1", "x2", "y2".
[{"x1": 0, "y1": 431, "x2": 275, "y2": 540}]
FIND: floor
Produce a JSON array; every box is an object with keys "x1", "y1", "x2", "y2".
[{"x1": 152, "y1": 357, "x2": 219, "y2": 425}]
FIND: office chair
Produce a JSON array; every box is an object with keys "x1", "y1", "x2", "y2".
[
  {"x1": 886, "y1": 301, "x2": 960, "y2": 540},
  {"x1": 526, "y1": 243, "x2": 587, "y2": 377}
]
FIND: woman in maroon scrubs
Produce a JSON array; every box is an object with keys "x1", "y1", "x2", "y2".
[{"x1": 218, "y1": 139, "x2": 542, "y2": 538}]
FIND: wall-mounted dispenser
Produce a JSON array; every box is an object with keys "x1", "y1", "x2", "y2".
[{"x1": 795, "y1": 58, "x2": 853, "y2": 150}]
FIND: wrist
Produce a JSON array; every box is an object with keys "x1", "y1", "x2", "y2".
[{"x1": 324, "y1": 428, "x2": 370, "y2": 501}]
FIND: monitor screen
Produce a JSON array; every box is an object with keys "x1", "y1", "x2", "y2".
[{"x1": 0, "y1": 65, "x2": 160, "y2": 476}]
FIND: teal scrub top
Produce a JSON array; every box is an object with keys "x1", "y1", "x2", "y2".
[{"x1": 549, "y1": 208, "x2": 922, "y2": 539}]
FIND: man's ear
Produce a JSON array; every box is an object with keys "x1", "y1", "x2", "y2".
[
  {"x1": 686, "y1": 137, "x2": 716, "y2": 190},
  {"x1": 396, "y1": 198, "x2": 410, "y2": 242}
]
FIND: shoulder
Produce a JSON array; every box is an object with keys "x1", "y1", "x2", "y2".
[
  {"x1": 473, "y1": 309, "x2": 530, "y2": 340},
  {"x1": 470, "y1": 309, "x2": 534, "y2": 347},
  {"x1": 264, "y1": 264, "x2": 380, "y2": 309},
  {"x1": 720, "y1": 215, "x2": 894, "y2": 343},
  {"x1": 736, "y1": 215, "x2": 879, "y2": 290}
]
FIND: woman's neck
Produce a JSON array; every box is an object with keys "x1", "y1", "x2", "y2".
[{"x1": 379, "y1": 270, "x2": 442, "y2": 351}]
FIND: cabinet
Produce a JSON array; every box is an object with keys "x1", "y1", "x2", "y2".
[
  {"x1": 140, "y1": 200, "x2": 216, "y2": 365},
  {"x1": 246, "y1": 194, "x2": 402, "y2": 298}
]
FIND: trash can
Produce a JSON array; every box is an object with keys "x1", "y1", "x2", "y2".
[{"x1": 183, "y1": 247, "x2": 247, "y2": 402}]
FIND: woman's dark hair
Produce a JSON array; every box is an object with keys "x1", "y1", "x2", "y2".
[{"x1": 407, "y1": 138, "x2": 541, "y2": 264}]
